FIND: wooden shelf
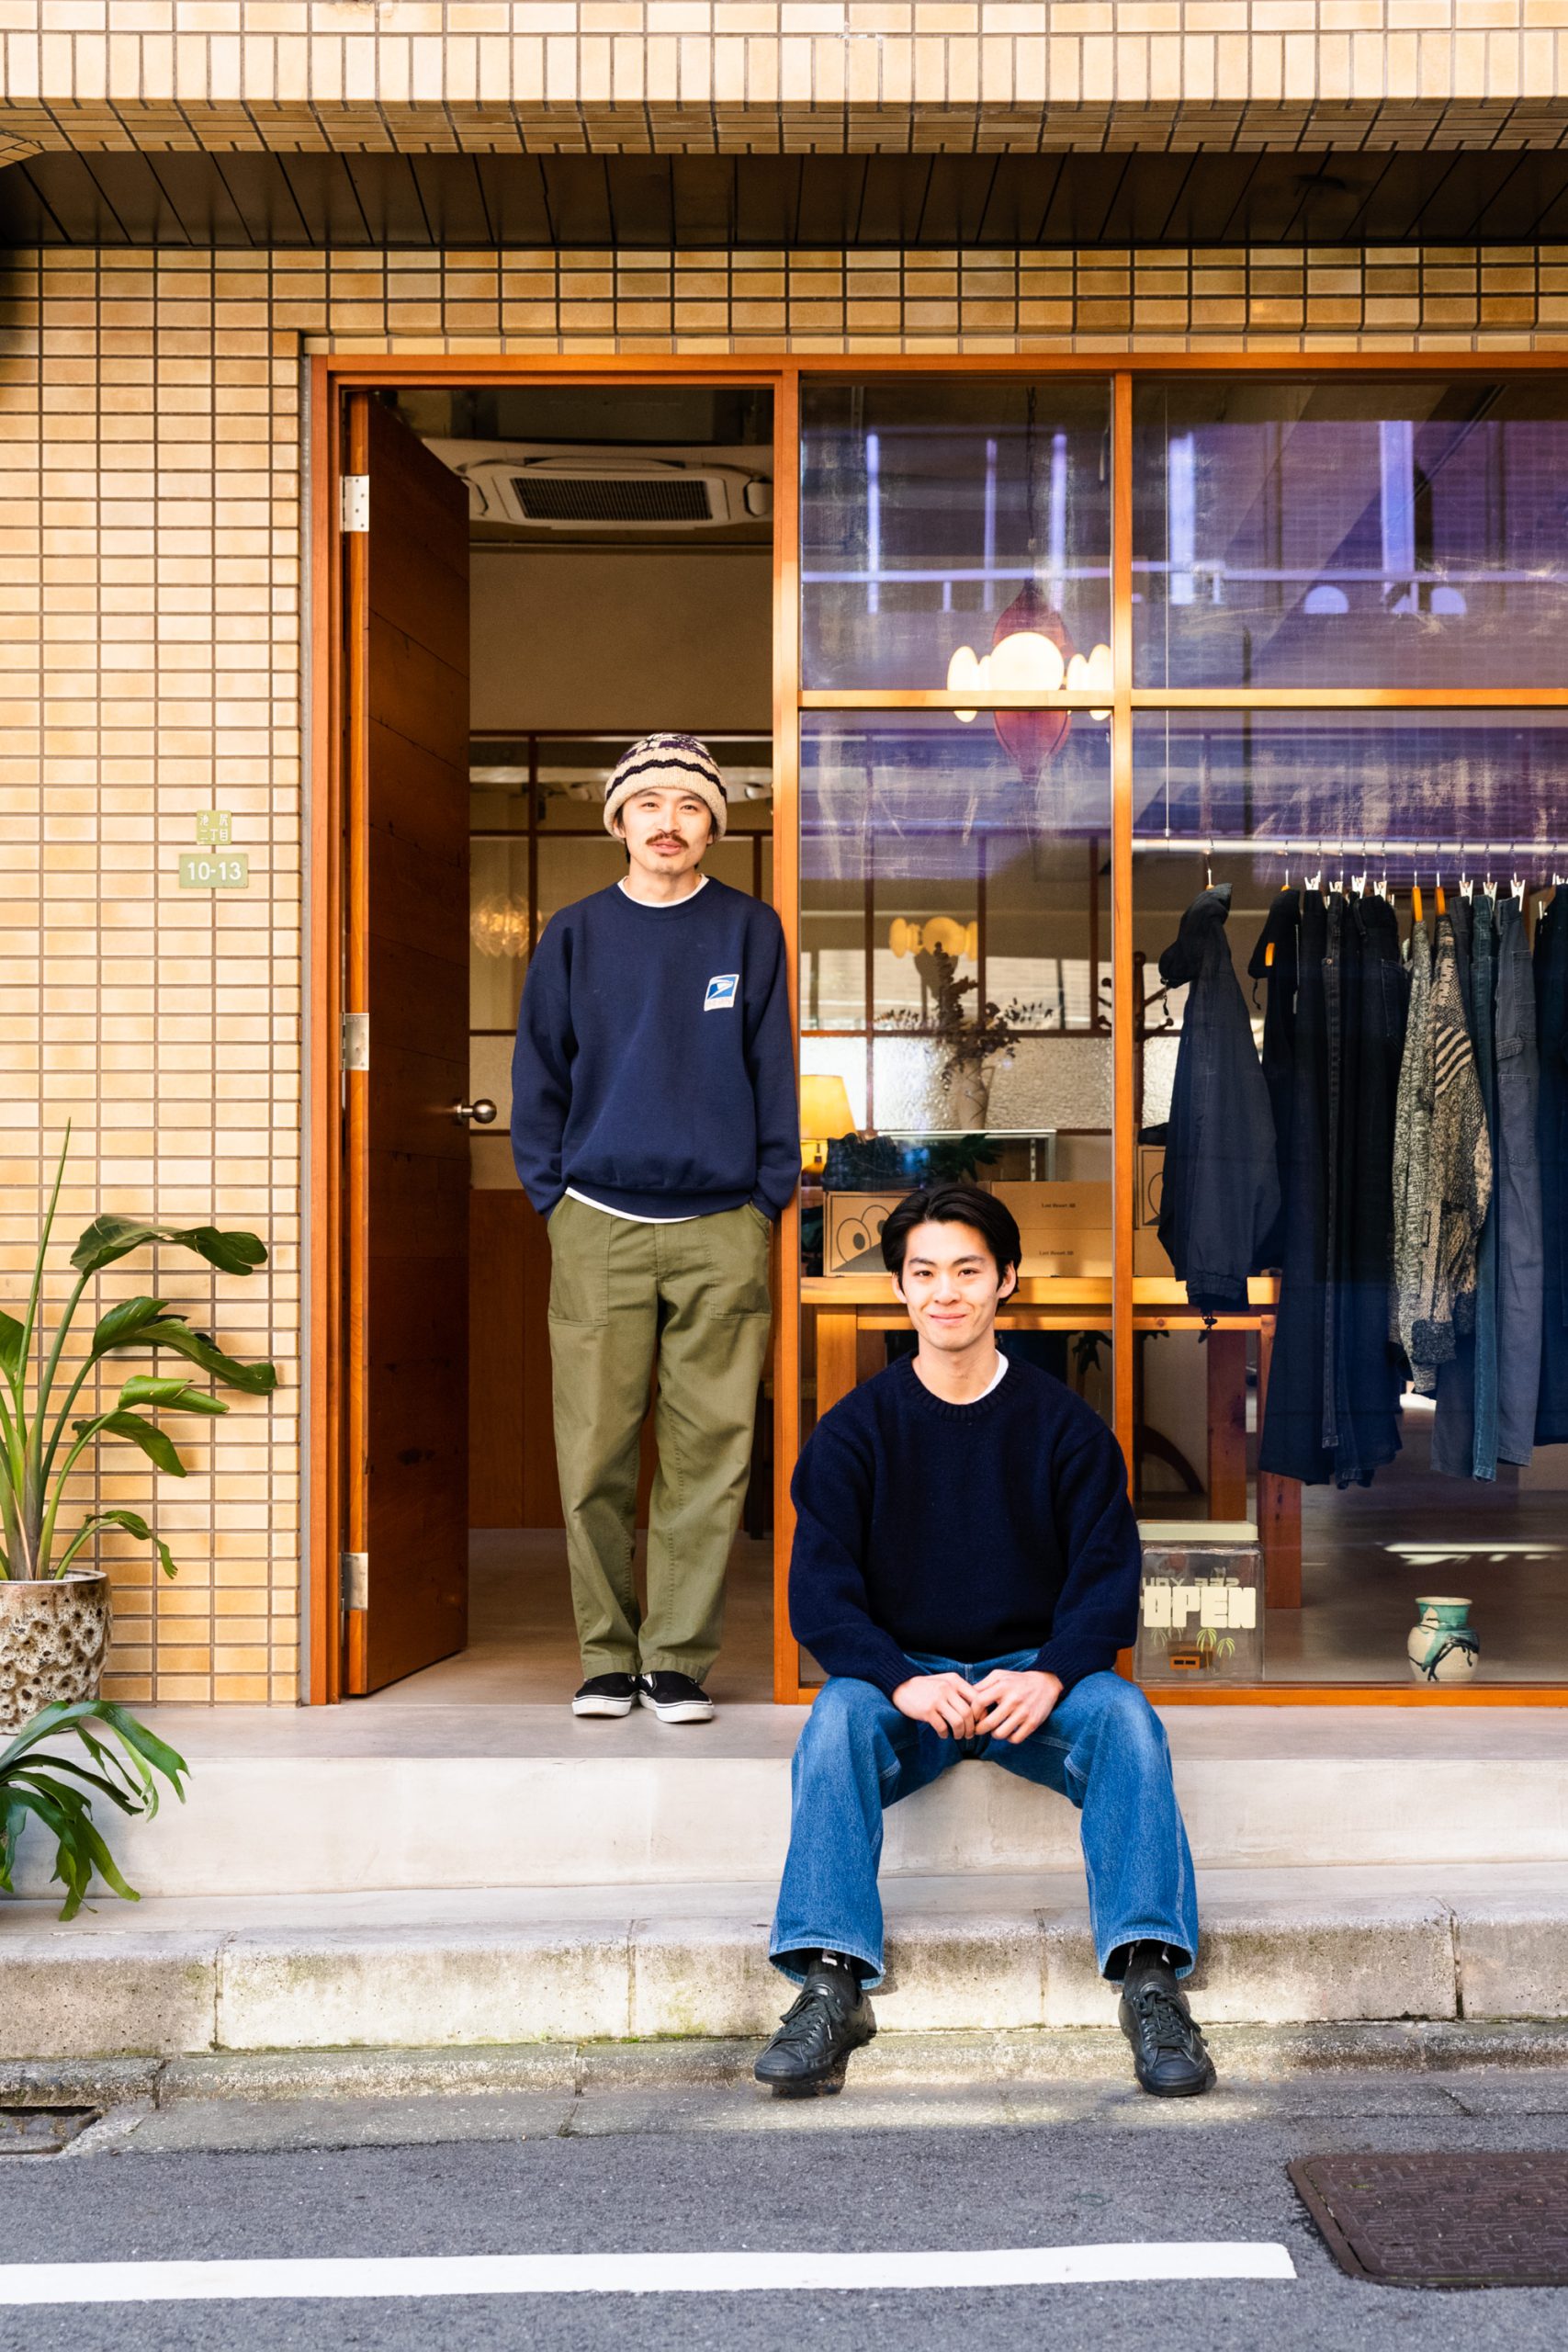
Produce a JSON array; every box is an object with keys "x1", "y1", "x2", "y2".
[{"x1": 801, "y1": 1273, "x2": 1280, "y2": 1310}]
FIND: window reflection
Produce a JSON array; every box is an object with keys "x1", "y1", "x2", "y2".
[
  {"x1": 802, "y1": 379, "x2": 1112, "y2": 692},
  {"x1": 800, "y1": 711, "x2": 1112, "y2": 1275},
  {"x1": 1134, "y1": 378, "x2": 1568, "y2": 687}
]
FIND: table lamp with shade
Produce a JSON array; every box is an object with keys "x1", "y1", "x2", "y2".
[{"x1": 799, "y1": 1073, "x2": 856, "y2": 1176}]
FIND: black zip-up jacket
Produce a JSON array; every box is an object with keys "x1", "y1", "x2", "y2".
[{"x1": 1157, "y1": 884, "x2": 1281, "y2": 1313}]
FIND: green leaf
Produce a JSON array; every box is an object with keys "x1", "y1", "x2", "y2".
[
  {"x1": 0, "y1": 1702, "x2": 186, "y2": 1915},
  {"x1": 74, "y1": 1508, "x2": 177, "y2": 1581},
  {"x1": 0, "y1": 1308, "x2": 23, "y2": 1383},
  {"x1": 90, "y1": 1703, "x2": 188, "y2": 1802},
  {"x1": 6, "y1": 1758, "x2": 138, "y2": 1815},
  {"x1": 72, "y1": 1409, "x2": 186, "y2": 1478},
  {"x1": 88, "y1": 1296, "x2": 171, "y2": 1357},
  {"x1": 96, "y1": 1306, "x2": 276, "y2": 1397},
  {"x1": 70, "y1": 1218, "x2": 267, "y2": 1280},
  {"x1": 116, "y1": 1374, "x2": 227, "y2": 1418},
  {"x1": 133, "y1": 1319, "x2": 277, "y2": 1396},
  {"x1": 0, "y1": 1783, "x2": 103, "y2": 1917}
]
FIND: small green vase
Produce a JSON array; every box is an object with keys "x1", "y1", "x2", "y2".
[{"x1": 1406, "y1": 1595, "x2": 1479, "y2": 1684}]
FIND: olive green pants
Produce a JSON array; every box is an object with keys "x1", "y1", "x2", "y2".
[{"x1": 547, "y1": 1195, "x2": 773, "y2": 1681}]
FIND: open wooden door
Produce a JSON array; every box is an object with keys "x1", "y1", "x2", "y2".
[{"x1": 343, "y1": 393, "x2": 471, "y2": 1692}]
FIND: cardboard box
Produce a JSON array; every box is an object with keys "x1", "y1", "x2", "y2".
[
  {"x1": 1134, "y1": 1144, "x2": 1174, "y2": 1278},
  {"x1": 822, "y1": 1191, "x2": 907, "y2": 1277},
  {"x1": 985, "y1": 1182, "x2": 1111, "y2": 1278}
]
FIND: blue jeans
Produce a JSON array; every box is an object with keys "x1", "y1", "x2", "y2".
[{"x1": 769, "y1": 1654, "x2": 1200, "y2": 1990}]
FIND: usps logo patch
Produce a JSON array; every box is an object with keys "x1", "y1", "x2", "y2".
[{"x1": 704, "y1": 972, "x2": 740, "y2": 1012}]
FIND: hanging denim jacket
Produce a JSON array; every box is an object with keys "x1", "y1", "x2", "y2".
[{"x1": 1156, "y1": 884, "x2": 1280, "y2": 1315}]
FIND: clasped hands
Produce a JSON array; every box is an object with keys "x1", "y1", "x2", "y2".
[{"x1": 891, "y1": 1666, "x2": 1062, "y2": 1746}]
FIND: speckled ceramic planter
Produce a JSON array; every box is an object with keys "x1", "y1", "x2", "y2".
[{"x1": 0, "y1": 1573, "x2": 111, "y2": 1736}]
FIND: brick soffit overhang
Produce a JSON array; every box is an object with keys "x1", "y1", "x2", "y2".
[{"x1": 4, "y1": 1, "x2": 1568, "y2": 170}]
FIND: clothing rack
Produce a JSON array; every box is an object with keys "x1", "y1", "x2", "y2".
[{"x1": 1133, "y1": 837, "x2": 1568, "y2": 863}]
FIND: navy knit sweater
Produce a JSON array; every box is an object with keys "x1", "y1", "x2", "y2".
[
  {"x1": 511, "y1": 878, "x2": 798, "y2": 1221},
  {"x1": 789, "y1": 1352, "x2": 1142, "y2": 1696}
]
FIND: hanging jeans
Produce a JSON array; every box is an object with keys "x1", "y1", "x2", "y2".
[
  {"x1": 767, "y1": 1659, "x2": 1200, "y2": 1990},
  {"x1": 1261, "y1": 891, "x2": 1405, "y2": 1487},
  {"x1": 1536, "y1": 899, "x2": 1568, "y2": 1443},
  {"x1": 1334, "y1": 894, "x2": 1407, "y2": 1485},
  {"x1": 1495, "y1": 899, "x2": 1543, "y2": 1467},
  {"x1": 1434, "y1": 895, "x2": 1500, "y2": 1481}
]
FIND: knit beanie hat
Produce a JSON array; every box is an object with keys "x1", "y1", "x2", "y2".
[{"x1": 603, "y1": 733, "x2": 728, "y2": 840}]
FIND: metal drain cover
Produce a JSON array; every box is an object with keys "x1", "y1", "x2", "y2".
[
  {"x1": 0, "y1": 2108, "x2": 99, "y2": 2156},
  {"x1": 1291, "y1": 2153, "x2": 1568, "y2": 2289}
]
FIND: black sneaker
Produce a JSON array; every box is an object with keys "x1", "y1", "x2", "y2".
[
  {"x1": 1119, "y1": 1954, "x2": 1216, "y2": 2098},
  {"x1": 754, "y1": 1962, "x2": 876, "y2": 2098},
  {"x1": 571, "y1": 1673, "x2": 637, "y2": 1719},
  {"x1": 637, "y1": 1671, "x2": 714, "y2": 1724}
]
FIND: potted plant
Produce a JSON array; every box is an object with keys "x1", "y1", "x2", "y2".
[
  {"x1": 0, "y1": 1699, "x2": 188, "y2": 1918},
  {"x1": 0, "y1": 1129, "x2": 277, "y2": 1732},
  {"x1": 883, "y1": 943, "x2": 1036, "y2": 1129}
]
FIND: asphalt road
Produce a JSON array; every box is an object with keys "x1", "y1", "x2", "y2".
[{"x1": 0, "y1": 2074, "x2": 1565, "y2": 2351}]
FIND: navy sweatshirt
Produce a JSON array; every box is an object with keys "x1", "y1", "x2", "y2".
[
  {"x1": 789, "y1": 1352, "x2": 1142, "y2": 1696},
  {"x1": 511, "y1": 878, "x2": 798, "y2": 1221}
]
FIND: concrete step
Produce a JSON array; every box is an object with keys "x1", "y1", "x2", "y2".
[
  {"x1": 4, "y1": 1863, "x2": 1568, "y2": 2058},
  {"x1": 21, "y1": 1702, "x2": 1568, "y2": 1897}
]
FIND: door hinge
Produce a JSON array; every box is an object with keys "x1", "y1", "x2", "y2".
[
  {"x1": 340, "y1": 474, "x2": 369, "y2": 534},
  {"x1": 341, "y1": 1551, "x2": 368, "y2": 1612},
  {"x1": 342, "y1": 1012, "x2": 368, "y2": 1072}
]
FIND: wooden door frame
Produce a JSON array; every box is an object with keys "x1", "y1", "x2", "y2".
[{"x1": 309, "y1": 347, "x2": 1568, "y2": 1708}]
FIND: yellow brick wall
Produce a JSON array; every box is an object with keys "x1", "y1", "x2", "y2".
[
  {"x1": 4, "y1": 4, "x2": 1568, "y2": 154},
  {"x1": 0, "y1": 236, "x2": 1561, "y2": 1703}
]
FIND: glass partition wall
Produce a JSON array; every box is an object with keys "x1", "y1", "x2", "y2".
[{"x1": 778, "y1": 362, "x2": 1568, "y2": 1702}]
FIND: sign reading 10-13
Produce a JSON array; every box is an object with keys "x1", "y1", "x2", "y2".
[
  {"x1": 178, "y1": 851, "x2": 249, "y2": 889},
  {"x1": 178, "y1": 812, "x2": 248, "y2": 889}
]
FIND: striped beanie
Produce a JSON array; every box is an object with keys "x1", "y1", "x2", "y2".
[{"x1": 604, "y1": 733, "x2": 728, "y2": 840}]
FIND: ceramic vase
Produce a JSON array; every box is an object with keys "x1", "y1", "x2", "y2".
[
  {"x1": 946, "y1": 1062, "x2": 994, "y2": 1130},
  {"x1": 1406, "y1": 1595, "x2": 1479, "y2": 1685},
  {"x1": 0, "y1": 1572, "x2": 112, "y2": 1736}
]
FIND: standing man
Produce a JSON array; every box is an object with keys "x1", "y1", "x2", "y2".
[
  {"x1": 755, "y1": 1182, "x2": 1213, "y2": 2098},
  {"x1": 512, "y1": 733, "x2": 797, "y2": 1724}
]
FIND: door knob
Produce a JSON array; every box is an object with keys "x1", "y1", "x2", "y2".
[{"x1": 453, "y1": 1098, "x2": 498, "y2": 1126}]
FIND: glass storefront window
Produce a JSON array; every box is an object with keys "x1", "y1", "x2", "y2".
[
  {"x1": 1134, "y1": 377, "x2": 1568, "y2": 688},
  {"x1": 1133, "y1": 708, "x2": 1568, "y2": 1687},
  {"x1": 801, "y1": 711, "x2": 1111, "y2": 1182},
  {"x1": 802, "y1": 379, "x2": 1112, "y2": 692},
  {"x1": 781, "y1": 362, "x2": 1568, "y2": 1698}
]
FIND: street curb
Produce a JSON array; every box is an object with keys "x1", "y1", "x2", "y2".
[{"x1": 5, "y1": 2018, "x2": 1568, "y2": 2110}]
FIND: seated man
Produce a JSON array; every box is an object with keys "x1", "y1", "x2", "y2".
[{"x1": 755, "y1": 1182, "x2": 1213, "y2": 2100}]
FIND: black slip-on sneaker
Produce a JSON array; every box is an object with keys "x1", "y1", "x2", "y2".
[
  {"x1": 571, "y1": 1673, "x2": 637, "y2": 1719},
  {"x1": 637, "y1": 1671, "x2": 715, "y2": 1724},
  {"x1": 754, "y1": 1965, "x2": 876, "y2": 2098},
  {"x1": 1119, "y1": 1959, "x2": 1216, "y2": 2098}
]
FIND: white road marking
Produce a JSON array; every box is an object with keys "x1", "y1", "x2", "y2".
[{"x1": 0, "y1": 2244, "x2": 1295, "y2": 2303}]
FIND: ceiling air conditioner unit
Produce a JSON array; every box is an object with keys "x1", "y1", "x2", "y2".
[{"x1": 429, "y1": 442, "x2": 773, "y2": 532}]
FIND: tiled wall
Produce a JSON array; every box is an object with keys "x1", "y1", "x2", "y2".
[
  {"x1": 1, "y1": 235, "x2": 1561, "y2": 1703},
  {"x1": 4, "y1": 3, "x2": 1568, "y2": 158}
]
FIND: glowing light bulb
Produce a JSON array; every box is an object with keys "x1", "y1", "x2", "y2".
[
  {"x1": 1066, "y1": 641, "x2": 1114, "y2": 720},
  {"x1": 989, "y1": 629, "x2": 1066, "y2": 695},
  {"x1": 946, "y1": 643, "x2": 983, "y2": 723}
]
